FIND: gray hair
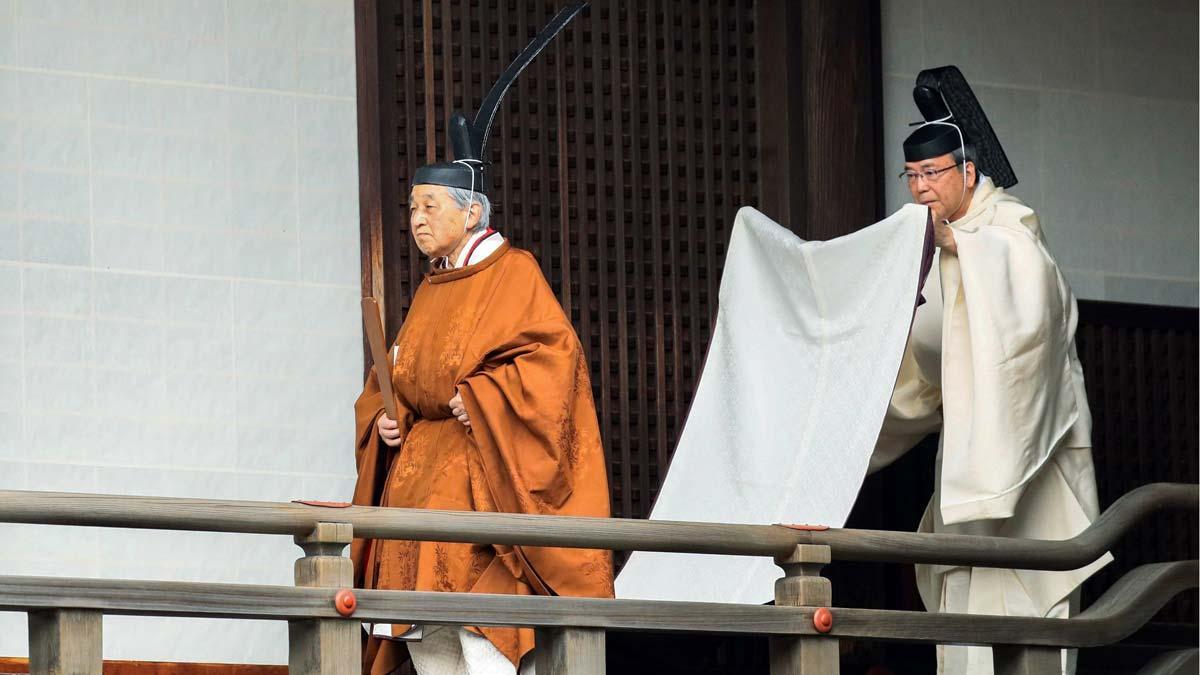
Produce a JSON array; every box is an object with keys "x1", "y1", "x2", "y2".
[
  {"x1": 951, "y1": 142, "x2": 979, "y2": 170},
  {"x1": 445, "y1": 187, "x2": 492, "y2": 232}
]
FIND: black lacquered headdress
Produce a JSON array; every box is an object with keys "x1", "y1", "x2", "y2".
[
  {"x1": 902, "y1": 65, "x2": 1017, "y2": 188},
  {"x1": 411, "y1": 1, "x2": 589, "y2": 195}
]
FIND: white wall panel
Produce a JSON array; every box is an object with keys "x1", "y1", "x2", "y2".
[{"x1": 0, "y1": 0, "x2": 361, "y2": 664}]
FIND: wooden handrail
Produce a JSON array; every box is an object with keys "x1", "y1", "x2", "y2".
[
  {"x1": 821, "y1": 481, "x2": 1198, "y2": 569},
  {"x1": 0, "y1": 483, "x2": 1193, "y2": 570},
  {"x1": 0, "y1": 560, "x2": 1193, "y2": 648},
  {"x1": 831, "y1": 560, "x2": 1198, "y2": 647}
]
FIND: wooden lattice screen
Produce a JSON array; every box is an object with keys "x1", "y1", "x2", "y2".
[
  {"x1": 365, "y1": 0, "x2": 763, "y2": 520},
  {"x1": 1076, "y1": 301, "x2": 1199, "y2": 625}
]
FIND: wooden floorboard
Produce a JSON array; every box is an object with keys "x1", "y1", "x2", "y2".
[{"x1": 0, "y1": 658, "x2": 286, "y2": 675}]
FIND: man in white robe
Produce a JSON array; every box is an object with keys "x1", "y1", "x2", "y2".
[{"x1": 871, "y1": 66, "x2": 1111, "y2": 675}]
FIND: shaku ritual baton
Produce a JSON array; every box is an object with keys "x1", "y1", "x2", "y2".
[{"x1": 360, "y1": 297, "x2": 398, "y2": 423}]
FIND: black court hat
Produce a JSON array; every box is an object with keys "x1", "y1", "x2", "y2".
[{"x1": 902, "y1": 65, "x2": 1017, "y2": 189}]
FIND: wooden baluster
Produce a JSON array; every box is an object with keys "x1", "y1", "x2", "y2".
[
  {"x1": 289, "y1": 522, "x2": 359, "y2": 675},
  {"x1": 993, "y1": 645, "x2": 1062, "y2": 675},
  {"x1": 28, "y1": 609, "x2": 102, "y2": 675},
  {"x1": 535, "y1": 627, "x2": 606, "y2": 675},
  {"x1": 770, "y1": 544, "x2": 838, "y2": 675}
]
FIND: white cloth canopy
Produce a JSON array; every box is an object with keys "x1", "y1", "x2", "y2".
[{"x1": 616, "y1": 205, "x2": 931, "y2": 603}]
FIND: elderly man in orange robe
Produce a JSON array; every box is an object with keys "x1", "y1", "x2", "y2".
[
  {"x1": 350, "y1": 11, "x2": 612, "y2": 673},
  {"x1": 351, "y1": 167, "x2": 614, "y2": 675}
]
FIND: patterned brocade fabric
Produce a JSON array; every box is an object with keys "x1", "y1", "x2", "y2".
[{"x1": 351, "y1": 243, "x2": 614, "y2": 671}]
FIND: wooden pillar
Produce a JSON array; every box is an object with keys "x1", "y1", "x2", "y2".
[
  {"x1": 354, "y1": 0, "x2": 405, "y2": 378},
  {"x1": 794, "y1": 0, "x2": 884, "y2": 238},
  {"x1": 289, "y1": 522, "x2": 359, "y2": 675},
  {"x1": 755, "y1": 0, "x2": 883, "y2": 238},
  {"x1": 769, "y1": 544, "x2": 838, "y2": 675},
  {"x1": 535, "y1": 627, "x2": 605, "y2": 675},
  {"x1": 28, "y1": 610, "x2": 102, "y2": 675},
  {"x1": 755, "y1": 0, "x2": 804, "y2": 230},
  {"x1": 993, "y1": 645, "x2": 1061, "y2": 675}
]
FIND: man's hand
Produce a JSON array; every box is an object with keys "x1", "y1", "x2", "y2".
[
  {"x1": 449, "y1": 391, "x2": 471, "y2": 428},
  {"x1": 934, "y1": 219, "x2": 958, "y2": 255},
  {"x1": 377, "y1": 413, "x2": 403, "y2": 447}
]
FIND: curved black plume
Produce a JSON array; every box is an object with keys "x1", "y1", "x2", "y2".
[{"x1": 464, "y1": 1, "x2": 588, "y2": 159}]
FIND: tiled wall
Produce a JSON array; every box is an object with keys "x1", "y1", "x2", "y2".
[
  {"x1": 0, "y1": 0, "x2": 361, "y2": 664},
  {"x1": 882, "y1": 0, "x2": 1199, "y2": 307}
]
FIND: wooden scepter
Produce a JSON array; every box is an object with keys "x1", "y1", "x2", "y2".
[{"x1": 360, "y1": 298, "x2": 399, "y2": 421}]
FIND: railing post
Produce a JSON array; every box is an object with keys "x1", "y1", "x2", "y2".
[
  {"x1": 28, "y1": 609, "x2": 102, "y2": 675},
  {"x1": 770, "y1": 544, "x2": 838, "y2": 675},
  {"x1": 290, "y1": 521, "x2": 359, "y2": 675},
  {"x1": 993, "y1": 645, "x2": 1061, "y2": 675},
  {"x1": 535, "y1": 627, "x2": 606, "y2": 675}
]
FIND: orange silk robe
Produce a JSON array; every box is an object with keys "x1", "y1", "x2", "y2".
[{"x1": 351, "y1": 242, "x2": 615, "y2": 670}]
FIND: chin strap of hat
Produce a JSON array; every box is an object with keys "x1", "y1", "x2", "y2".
[{"x1": 452, "y1": 158, "x2": 485, "y2": 234}]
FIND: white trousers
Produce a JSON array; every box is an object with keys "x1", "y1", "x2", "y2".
[
  {"x1": 408, "y1": 626, "x2": 535, "y2": 675},
  {"x1": 937, "y1": 568, "x2": 1079, "y2": 675}
]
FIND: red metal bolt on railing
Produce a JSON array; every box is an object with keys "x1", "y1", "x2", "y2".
[
  {"x1": 334, "y1": 589, "x2": 357, "y2": 617},
  {"x1": 813, "y1": 607, "x2": 834, "y2": 634}
]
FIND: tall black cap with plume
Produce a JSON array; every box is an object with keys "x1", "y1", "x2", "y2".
[
  {"x1": 902, "y1": 65, "x2": 1017, "y2": 189},
  {"x1": 411, "y1": 1, "x2": 589, "y2": 195}
]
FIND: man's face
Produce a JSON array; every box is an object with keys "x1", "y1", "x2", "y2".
[
  {"x1": 904, "y1": 153, "x2": 976, "y2": 223},
  {"x1": 408, "y1": 184, "x2": 474, "y2": 258}
]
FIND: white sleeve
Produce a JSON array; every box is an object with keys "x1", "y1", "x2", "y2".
[
  {"x1": 869, "y1": 342, "x2": 942, "y2": 474},
  {"x1": 937, "y1": 214, "x2": 1080, "y2": 525}
]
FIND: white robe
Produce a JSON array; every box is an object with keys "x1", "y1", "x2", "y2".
[
  {"x1": 872, "y1": 178, "x2": 1112, "y2": 674},
  {"x1": 407, "y1": 626, "x2": 535, "y2": 675}
]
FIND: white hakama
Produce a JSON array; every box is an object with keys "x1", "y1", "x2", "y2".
[{"x1": 406, "y1": 626, "x2": 535, "y2": 675}]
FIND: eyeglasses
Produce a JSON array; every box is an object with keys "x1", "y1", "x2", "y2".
[{"x1": 899, "y1": 163, "x2": 960, "y2": 184}]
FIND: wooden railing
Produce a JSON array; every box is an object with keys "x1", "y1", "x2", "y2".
[{"x1": 0, "y1": 483, "x2": 1195, "y2": 675}]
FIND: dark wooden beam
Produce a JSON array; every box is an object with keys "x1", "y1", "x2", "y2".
[
  {"x1": 797, "y1": 0, "x2": 884, "y2": 238},
  {"x1": 756, "y1": 0, "x2": 883, "y2": 239},
  {"x1": 354, "y1": 0, "x2": 395, "y2": 378},
  {"x1": 754, "y1": 0, "x2": 804, "y2": 230}
]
